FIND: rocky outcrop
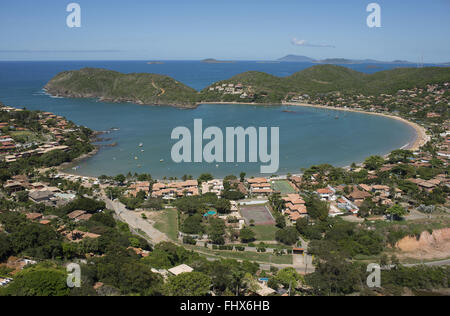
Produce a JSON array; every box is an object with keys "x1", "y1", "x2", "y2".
[{"x1": 396, "y1": 228, "x2": 450, "y2": 253}]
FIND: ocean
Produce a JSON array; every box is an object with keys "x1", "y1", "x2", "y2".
[{"x1": 0, "y1": 60, "x2": 419, "y2": 178}]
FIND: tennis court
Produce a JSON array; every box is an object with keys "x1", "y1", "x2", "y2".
[
  {"x1": 239, "y1": 204, "x2": 275, "y2": 226},
  {"x1": 271, "y1": 180, "x2": 296, "y2": 195}
]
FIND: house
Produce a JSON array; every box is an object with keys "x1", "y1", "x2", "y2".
[
  {"x1": 282, "y1": 195, "x2": 308, "y2": 222},
  {"x1": 247, "y1": 177, "x2": 269, "y2": 185},
  {"x1": 372, "y1": 185, "x2": 390, "y2": 194},
  {"x1": 67, "y1": 210, "x2": 92, "y2": 222},
  {"x1": 168, "y1": 264, "x2": 194, "y2": 276},
  {"x1": 316, "y1": 187, "x2": 336, "y2": 201},
  {"x1": 4, "y1": 181, "x2": 25, "y2": 193},
  {"x1": 26, "y1": 213, "x2": 43, "y2": 221},
  {"x1": 202, "y1": 179, "x2": 224, "y2": 196},
  {"x1": 129, "y1": 181, "x2": 151, "y2": 197},
  {"x1": 346, "y1": 186, "x2": 371, "y2": 207},
  {"x1": 28, "y1": 190, "x2": 55, "y2": 204}
]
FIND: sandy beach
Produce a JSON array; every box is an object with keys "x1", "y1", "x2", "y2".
[{"x1": 282, "y1": 102, "x2": 430, "y2": 151}]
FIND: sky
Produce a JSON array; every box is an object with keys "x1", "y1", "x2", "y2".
[{"x1": 0, "y1": 0, "x2": 449, "y2": 62}]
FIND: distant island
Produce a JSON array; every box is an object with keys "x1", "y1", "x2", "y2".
[
  {"x1": 147, "y1": 61, "x2": 164, "y2": 65},
  {"x1": 201, "y1": 58, "x2": 235, "y2": 64},
  {"x1": 278, "y1": 55, "x2": 316, "y2": 62},
  {"x1": 278, "y1": 55, "x2": 419, "y2": 65},
  {"x1": 44, "y1": 65, "x2": 450, "y2": 108}
]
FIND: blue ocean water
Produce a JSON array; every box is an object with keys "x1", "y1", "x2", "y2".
[{"x1": 0, "y1": 61, "x2": 419, "y2": 178}]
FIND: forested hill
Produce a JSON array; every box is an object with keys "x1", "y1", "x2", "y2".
[
  {"x1": 44, "y1": 68, "x2": 200, "y2": 108},
  {"x1": 45, "y1": 65, "x2": 450, "y2": 107}
]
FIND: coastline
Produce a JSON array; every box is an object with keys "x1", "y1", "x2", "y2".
[
  {"x1": 281, "y1": 102, "x2": 430, "y2": 151},
  {"x1": 199, "y1": 101, "x2": 429, "y2": 151},
  {"x1": 56, "y1": 101, "x2": 429, "y2": 181}
]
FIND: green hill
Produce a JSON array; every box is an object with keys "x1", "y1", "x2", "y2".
[
  {"x1": 44, "y1": 68, "x2": 200, "y2": 108},
  {"x1": 45, "y1": 65, "x2": 450, "y2": 107},
  {"x1": 200, "y1": 65, "x2": 450, "y2": 103}
]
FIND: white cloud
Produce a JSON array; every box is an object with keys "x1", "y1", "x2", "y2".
[{"x1": 291, "y1": 38, "x2": 335, "y2": 48}]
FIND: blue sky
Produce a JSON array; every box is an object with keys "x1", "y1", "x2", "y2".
[{"x1": 0, "y1": 0, "x2": 449, "y2": 62}]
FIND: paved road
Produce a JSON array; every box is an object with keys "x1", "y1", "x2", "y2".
[
  {"x1": 103, "y1": 195, "x2": 169, "y2": 245},
  {"x1": 404, "y1": 259, "x2": 450, "y2": 267}
]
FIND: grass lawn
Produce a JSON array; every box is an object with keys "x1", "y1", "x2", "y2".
[
  {"x1": 271, "y1": 180, "x2": 296, "y2": 195},
  {"x1": 153, "y1": 209, "x2": 178, "y2": 241},
  {"x1": 186, "y1": 245, "x2": 293, "y2": 265},
  {"x1": 252, "y1": 225, "x2": 278, "y2": 241}
]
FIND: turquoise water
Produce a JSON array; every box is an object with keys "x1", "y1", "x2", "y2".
[{"x1": 0, "y1": 61, "x2": 417, "y2": 178}]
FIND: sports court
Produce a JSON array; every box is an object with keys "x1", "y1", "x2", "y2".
[
  {"x1": 239, "y1": 204, "x2": 276, "y2": 226},
  {"x1": 271, "y1": 180, "x2": 296, "y2": 195}
]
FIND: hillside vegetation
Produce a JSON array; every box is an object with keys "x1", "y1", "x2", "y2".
[
  {"x1": 45, "y1": 68, "x2": 200, "y2": 107},
  {"x1": 201, "y1": 65, "x2": 450, "y2": 103},
  {"x1": 45, "y1": 65, "x2": 450, "y2": 107}
]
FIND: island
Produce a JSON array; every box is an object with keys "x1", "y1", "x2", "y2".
[{"x1": 201, "y1": 58, "x2": 235, "y2": 64}]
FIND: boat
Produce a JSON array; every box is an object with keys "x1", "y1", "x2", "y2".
[
  {"x1": 160, "y1": 159, "x2": 164, "y2": 163},
  {"x1": 139, "y1": 143, "x2": 144, "y2": 147}
]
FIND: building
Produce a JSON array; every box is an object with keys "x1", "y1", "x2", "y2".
[
  {"x1": 152, "y1": 180, "x2": 199, "y2": 200},
  {"x1": 168, "y1": 264, "x2": 194, "y2": 276}
]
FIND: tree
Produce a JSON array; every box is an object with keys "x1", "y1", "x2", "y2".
[
  {"x1": 114, "y1": 174, "x2": 126, "y2": 185},
  {"x1": 215, "y1": 199, "x2": 231, "y2": 214},
  {"x1": 207, "y1": 218, "x2": 226, "y2": 245},
  {"x1": 275, "y1": 214, "x2": 286, "y2": 229},
  {"x1": 164, "y1": 272, "x2": 211, "y2": 296},
  {"x1": 364, "y1": 156, "x2": 385, "y2": 171},
  {"x1": 386, "y1": 204, "x2": 407, "y2": 221},
  {"x1": 239, "y1": 172, "x2": 246, "y2": 183},
  {"x1": 275, "y1": 268, "x2": 304, "y2": 289},
  {"x1": 0, "y1": 267, "x2": 70, "y2": 296},
  {"x1": 239, "y1": 228, "x2": 256, "y2": 243},
  {"x1": 388, "y1": 149, "x2": 413, "y2": 164},
  {"x1": 198, "y1": 173, "x2": 213, "y2": 184},
  {"x1": 0, "y1": 233, "x2": 11, "y2": 261},
  {"x1": 15, "y1": 191, "x2": 29, "y2": 203},
  {"x1": 306, "y1": 197, "x2": 329, "y2": 221},
  {"x1": 182, "y1": 214, "x2": 204, "y2": 235},
  {"x1": 275, "y1": 227, "x2": 299, "y2": 245}
]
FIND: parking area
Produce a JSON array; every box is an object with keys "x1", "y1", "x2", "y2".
[{"x1": 239, "y1": 204, "x2": 276, "y2": 226}]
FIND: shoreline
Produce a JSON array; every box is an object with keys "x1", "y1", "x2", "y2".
[
  {"x1": 281, "y1": 102, "x2": 430, "y2": 151},
  {"x1": 56, "y1": 101, "x2": 429, "y2": 181},
  {"x1": 199, "y1": 101, "x2": 429, "y2": 151}
]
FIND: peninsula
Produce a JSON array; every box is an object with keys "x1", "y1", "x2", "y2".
[{"x1": 45, "y1": 65, "x2": 450, "y2": 108}]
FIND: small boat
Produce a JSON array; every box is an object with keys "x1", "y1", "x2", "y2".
[
  {"x1": 139, "y1": 143, "x2": 144, "y2": 147},
  {"x1": 160, "y1": 159, "x2": 165, "y2": 163},
  {"x1": 134, "y1": 157, "x2": 138, "y2": 160}
]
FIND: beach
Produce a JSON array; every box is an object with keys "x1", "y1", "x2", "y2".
[{"x1": 281, "y1": 102, "x2": 430, "y2": 151}]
